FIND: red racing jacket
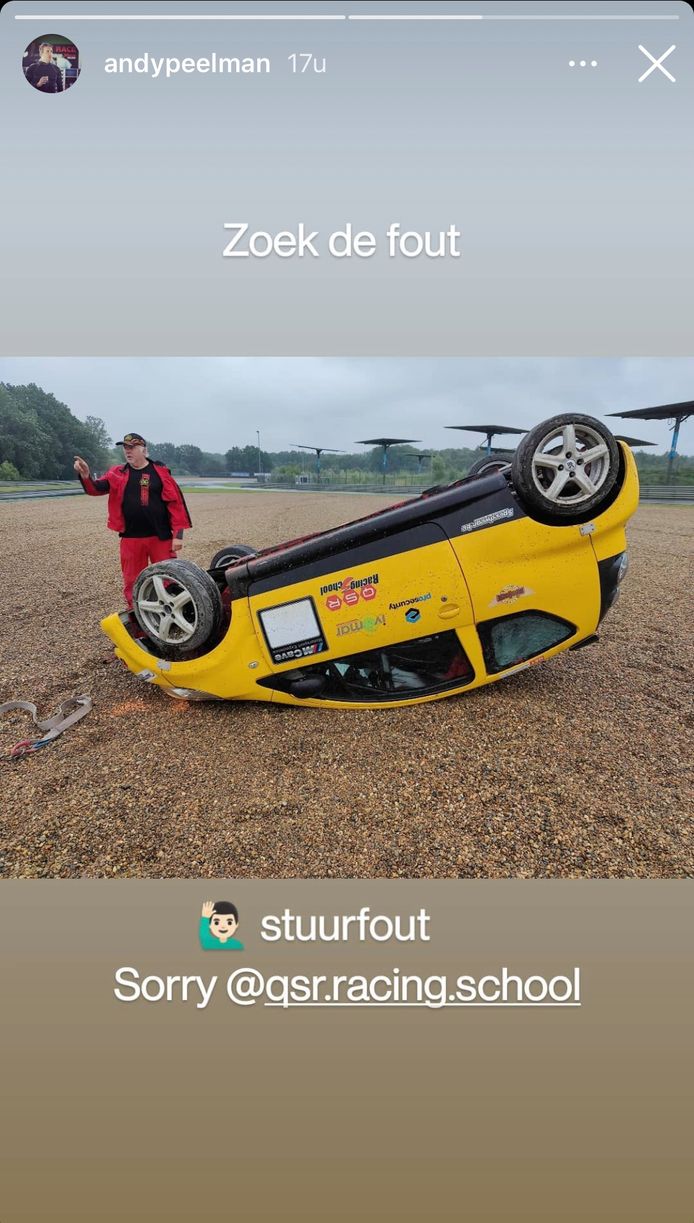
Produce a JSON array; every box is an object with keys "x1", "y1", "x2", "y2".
[{"x1": 79, "y1": 462, "x2": 192, "y2": 535}]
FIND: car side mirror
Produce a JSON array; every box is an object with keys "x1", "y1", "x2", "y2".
[{"x1": 287, "y1": 674, "x2": 327, "y2": 698}]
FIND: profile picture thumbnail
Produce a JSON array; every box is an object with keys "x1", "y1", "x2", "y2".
[{"x1": 23, "y1": 34, "x2": 80, "y2": 94}]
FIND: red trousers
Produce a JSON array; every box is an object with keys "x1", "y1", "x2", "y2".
[{"x1": 120, "y1": 536, "x2": 176, "y2": 607}]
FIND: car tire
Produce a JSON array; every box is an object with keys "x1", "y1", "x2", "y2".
[
  {"x1": 132, "y1": 558, "x2": 224, "y2": 655},
  {"x1": 209, "y1": 544, "x2": 257, "y2": 570},
  {"x1": 511, "y1": 414, "x2": 620, "y2": 524},
  {"x1": 467, "y1": 454, "x2": 514, "y2": 478}
]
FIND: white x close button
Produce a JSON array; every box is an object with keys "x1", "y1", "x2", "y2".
[{"x1": 638, "y1": 45, "x2": 677, "y2": 84}]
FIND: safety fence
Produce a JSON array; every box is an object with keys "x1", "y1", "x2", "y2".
[
  {"x1": 246, "y1": 480, "x2": 694, "y2": 501},
  {"x1": 2, "y1": 480, "x2": 692, "y2": 502},
  {"x1": 0, "y1": 482, "x2": 81, "y2": 501},
  {"x1": 638, "y1": 486, "x2": 694, "y2": 502}
]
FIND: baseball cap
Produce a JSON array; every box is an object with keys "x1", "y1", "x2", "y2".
[{"x1": 117, "y1": 432, "x2": 146, "y2": 446}]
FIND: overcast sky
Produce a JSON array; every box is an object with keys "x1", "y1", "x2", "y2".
[{"x1": 1, "y1": 358, "x2": 692, "y2": 455}]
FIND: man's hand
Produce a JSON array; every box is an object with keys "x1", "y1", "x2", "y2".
[
  {"x1": 172, "y1": 538, "x2": 183, "y2": 552},
  {"x1": 201, "y1": 901, "x2": 214, "y2": 919},
  {"x1": 37, "y1": 75, "x2": 49, "y2": 88},
  {"x1": 73, "y1": 456, "x2": 90, "y2": 478}
]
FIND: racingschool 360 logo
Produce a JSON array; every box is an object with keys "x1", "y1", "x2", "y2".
[{"x1": 321, "y1": 573, "x2": 379, "y2": 611}]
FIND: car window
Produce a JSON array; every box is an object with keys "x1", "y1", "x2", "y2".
[
  {"x1": 478, "y1": 611, "x2": 575, "y2": 674},
  {"x1": 259, "y1": 631, "x2": 474, "y2": 702}
]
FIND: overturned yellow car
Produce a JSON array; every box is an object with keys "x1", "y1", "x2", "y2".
[{"x1": 101, "y1": 414, "x2": 639, "y2": 708}]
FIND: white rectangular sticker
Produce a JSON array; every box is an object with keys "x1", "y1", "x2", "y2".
[{"x1": 260, "y1": 599, "x2": 322, "y2": 650}]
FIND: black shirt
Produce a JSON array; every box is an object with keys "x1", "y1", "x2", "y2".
[
  {"x1": 25, "y1": 60, "x2": 63, "y2": 92},
  {"x1": 120, "y1": 462, "x2": 173, "y2": 540}
]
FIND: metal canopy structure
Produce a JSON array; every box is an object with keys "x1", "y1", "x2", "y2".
[
  {"x1": 446, "y1": 423, "x2": 527, "y2": 457},
  {"x1": 607, "y1": 401, "x2": 694, "y2": 480},
  {"x1": 291, "y1": 443, "x2": 344, "y2": 482},
  {"x1": 356, "y1": 437, "x2": 421, "y2": 483},
  {"x1": 614, "y1": 435, "x2": 657, "y2": 448}
]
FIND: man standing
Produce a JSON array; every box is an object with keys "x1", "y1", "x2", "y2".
[
  {"x1": 24, "y1": 42, "x2": 64, "y2": 92},
  {"x1": 74, "y1": 432, "x2": 192, "y2": 607}
]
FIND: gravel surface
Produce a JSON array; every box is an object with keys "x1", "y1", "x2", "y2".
[{"x1": 0, "y1": 492, "x2": 691, "y2": 879}]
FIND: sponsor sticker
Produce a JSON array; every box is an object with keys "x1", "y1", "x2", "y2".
[
  {"x1": 320, "y1": 573, "x2": 380, "y2": 607},
  {"x1": 272, "y1": 637, "x2": 326, "y2": 664},
  {"x1": 488, "y1": 584, "x2": 534, "y2": 608},
  {"x1": 405, "y1": 608, "x2": 421, "y2": 623},
  {"x1": 336, "y1": 615, "x2": 386, "y2": 638},
  {"x1": 388, "y1": 593, "x2": 432, "y2": 610},
  {"x1": 460, "y1": 507, "x2": 514, "y2": 535}
]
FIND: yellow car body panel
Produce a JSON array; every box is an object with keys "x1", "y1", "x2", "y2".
[
  {"x1": 585, "y1": 442, "x2": 639, "y2": 562},
  {"x1": 249, "y1": 538, "x2": 475, "y2": 663},
  {"x1": 452, "y1": 516, "x2": 599, "y2": 637}
]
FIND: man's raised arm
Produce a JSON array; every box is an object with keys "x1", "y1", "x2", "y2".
[{"x1": 74, "y1": 455, "x2": 109, "y2": 494}]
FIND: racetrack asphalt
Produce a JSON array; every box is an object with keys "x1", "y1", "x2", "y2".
[{"x1": 0, "y1": 492, "x2": 691, "y2": 879}]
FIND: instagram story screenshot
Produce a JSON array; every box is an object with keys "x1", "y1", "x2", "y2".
[{"x1": 0, "y1": 1, "x2": 693, "y2": 1220}]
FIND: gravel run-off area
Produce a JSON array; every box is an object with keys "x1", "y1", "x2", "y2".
[{"x1": 0, "y1": 492, "x2": 691, "y2": 879}]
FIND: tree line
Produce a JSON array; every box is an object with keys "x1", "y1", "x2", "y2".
[
  {"x1": 1, "y1": 381, "x2": 691, "y2": 483},
  {"x1": 0, "y1": 383, "x2": 113, "y2": 481}
]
